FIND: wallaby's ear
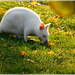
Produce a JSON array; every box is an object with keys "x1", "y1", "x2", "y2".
[
  {"x1": 40, "y1": 23, "x2": 44, "y2": 30},
  {"x1": 45, "y1": 23, "x2": 51, "y2": 29}
]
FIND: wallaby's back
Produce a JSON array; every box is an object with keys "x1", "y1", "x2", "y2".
[{"x1": 0, "y1": 7, "x2": 42, "y2": 34}]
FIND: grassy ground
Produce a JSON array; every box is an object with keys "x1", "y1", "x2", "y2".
[{"x1": 0, "y1": 1, "x2": 75, "y2": 74}]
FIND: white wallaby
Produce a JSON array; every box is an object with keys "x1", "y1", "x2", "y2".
[{"x1": 0, "y1": 7, "x2": 51, "y2": 43}]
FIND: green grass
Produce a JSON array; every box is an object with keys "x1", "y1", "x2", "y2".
[{"x1": 0, "y1": 1, "x2": 75, "y2": 74}]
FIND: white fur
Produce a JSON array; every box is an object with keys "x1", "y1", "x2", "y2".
[{"x1": 0, "y1": 7, "x2": 51, "y2": 43}]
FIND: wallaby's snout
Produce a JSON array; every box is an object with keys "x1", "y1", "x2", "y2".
[{"x1": 45, "y1": 40, "x2": 48, "y2": 43}]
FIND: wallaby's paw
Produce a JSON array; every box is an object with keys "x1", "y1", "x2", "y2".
[
  {"x1": 25, "y1": 40, "x2": 27, "y2": 42},
  {"x1": 24, "y1": 38, "x2": 27, "y2": 42}
]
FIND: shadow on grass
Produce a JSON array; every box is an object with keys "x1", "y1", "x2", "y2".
[
  {"x1": 0, "y1": 33, "x2": 43, "y2": 73},
  {"x1": 0, "y1": 33, "x2": 53, "y2": 73},
  {"x1": 0, "y1": 32, "x2": 51, "y2": 50},
  {"x1": 0, "y1": 33, "x2": 67, "y2": 74}
]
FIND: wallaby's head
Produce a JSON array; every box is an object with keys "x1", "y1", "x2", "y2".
[{"x1": 37, "y1": 23, "x2": 51, "y2": 43}]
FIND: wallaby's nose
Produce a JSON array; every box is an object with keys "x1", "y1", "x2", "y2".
[{"x1": 45, "y1": 40, "x2": 48, "y2": 43}]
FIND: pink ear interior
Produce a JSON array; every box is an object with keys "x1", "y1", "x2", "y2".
[
  {"x1": 40, "y1": 23, "x2": 44, "y2": 30},
  {"x1": 46, "y1": 25, "x2": 48, "y2": 29}
]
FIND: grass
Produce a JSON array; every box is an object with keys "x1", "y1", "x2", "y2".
[{"x1": 0, "y1": 1, "x2": 75, "y2": 74}]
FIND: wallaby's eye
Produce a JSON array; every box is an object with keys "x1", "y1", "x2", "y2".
[
  {"x1": 43, "y1": 35, "x2": 46, "y2": 38},
  {"x1": 41, "y1": 34, "x2": 46, "y2": 38}
]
